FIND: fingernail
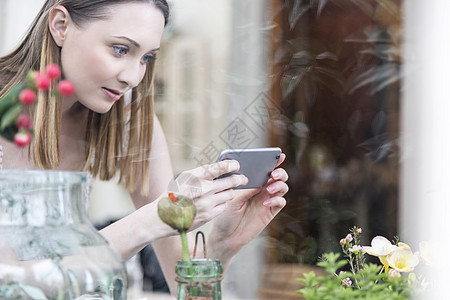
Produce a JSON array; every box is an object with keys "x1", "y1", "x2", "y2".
[
  {"x1": 230, "y1": 160, "x2": 239, "y2": 170},
  {"x1": 263, "y1": 199, "x2": 272, "y2": 206},
  {"x1": 267, "y1": 186, "x2": 276, "y2": 194},
  {"x1": 272, "y1": 170, "x2": 280, "y2": 179}
]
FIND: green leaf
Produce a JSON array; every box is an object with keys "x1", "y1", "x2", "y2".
[
  {"x1": 317, "y1": 252, "x2": 348, "y2": 275},
  {"x1": 0, "y1": 85, "x2": 22, "y2": 115},
  {"x1": 0, "y1": 104, "x2": 21, "y2": 131},
  {"x1": 1, "y1": 125, "x2": 18, "y2": 142},
  {"x1": 297, "y1": 271, "x2": 319, "y2": 287},
  {"x1": 335, "y1": 259, "x2": 348, "y2": 270}
]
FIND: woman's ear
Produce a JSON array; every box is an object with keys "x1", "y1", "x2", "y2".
[{"x1": 48, "y1": 5, "x2": 71, "y2": 47}]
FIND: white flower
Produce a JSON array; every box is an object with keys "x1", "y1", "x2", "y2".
[
  {"x1": 387, "y1": 247, "x2": 420, "y2": 272},
  {"x1": 419, "y1": 241, "x2": 436, "y2": 266},
  {"x1": 363, "y1": 236, "x2": 399, "y2": 272},
  {"x1": 363, "y1": 236, "x2": 398, "y2": 257},
  {"x1": 388, "y1": 269, "x2": 401, "y2": 280}
]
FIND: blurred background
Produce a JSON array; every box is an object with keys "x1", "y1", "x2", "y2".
[{"x1": 2, "y1": 0, "x2": 449, "y2": 299}]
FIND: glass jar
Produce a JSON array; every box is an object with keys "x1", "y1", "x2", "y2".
[
  {"x1": 0, "y1": 170, "x2": 127, "y2": 299},
  {"x1": 175, "y1": 258, "x2": 223, "y2": 300}
]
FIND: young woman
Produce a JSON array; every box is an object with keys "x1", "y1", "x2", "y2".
[{"x1": 0, "y1": 0, "x2": 289, "y2": 294}]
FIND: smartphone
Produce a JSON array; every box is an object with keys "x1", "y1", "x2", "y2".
[{"x1": 215, "y1": 147, "x2": 282, "y2": 189}]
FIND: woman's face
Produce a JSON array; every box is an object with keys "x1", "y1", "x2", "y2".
[{"x1": 59, "y1": 2, "x2": 165, "y2": 113}]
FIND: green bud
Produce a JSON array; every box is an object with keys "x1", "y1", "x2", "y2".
[{"x1": 157, "y1": 193, "x2": 197, "y2": 231}]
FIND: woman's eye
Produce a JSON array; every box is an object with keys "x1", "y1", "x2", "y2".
[
  {"x1": 141, "y1": 54, "x2": 156, "y2": 64},
  {"x1": 113, "y1": 46, "x2": 128, "y2": 57}
]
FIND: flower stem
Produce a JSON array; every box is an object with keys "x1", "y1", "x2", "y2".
[{"x1": 180, "y1": 230, "x2": 190, "y2": 262}]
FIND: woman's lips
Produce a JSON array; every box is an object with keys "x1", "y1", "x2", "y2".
[{"x1": 102, "y1": 87, "x2": 122, "y2": 101}]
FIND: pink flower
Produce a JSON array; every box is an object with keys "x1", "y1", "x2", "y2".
[
  {"x1": 349, "y1": 245, "x2": 363, "y2": 253},
  {"x1": 58, "y1": 80, "x2": 74, "y2": 96},
  {"x1": 14, "y1": 131, "x2": 32, "y2": 147},
  {"x1": 342, "y1": 277, "x2": 352, "y2": 287},
  {"x1": 19, "y1": 88, "x2": 36, "y2": 105},
  {"x1": 16, "y1": 114, "x2": 31, "y2": 129},
  {"x1": 45, "y1": 64, "x2": 61, "y2": 80},
  {"x1": 345, "y1": 234, "x2": 353, "y2": 242},
  {"x1": 339, "y1": 271, "x2": 352, "y2": 287}
]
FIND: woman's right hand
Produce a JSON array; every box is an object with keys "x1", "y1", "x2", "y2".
[{"x1": 165, "y1": 160, "x2": 248, "y2": 230}]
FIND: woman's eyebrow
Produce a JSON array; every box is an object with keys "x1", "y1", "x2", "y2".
[
  {"x1": 113, "y1": 36, "x2": 160, "y2": 52},
  {"x1": 113, "y1": 36, "x2": 141, "y2": 48}
]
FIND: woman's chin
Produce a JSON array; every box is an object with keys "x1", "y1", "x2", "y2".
[
  {"x1": 81, "y1": 101, "x2": 114, "y2": 114},
  {"x1": 94, "y1": 106, "x2": 114, "y2": 114}
]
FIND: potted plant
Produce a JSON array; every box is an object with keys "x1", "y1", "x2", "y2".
[
  {"x1": 158, "y1": 192, "x2": 223, "y2": 300},
  {"x1": 297, "y1": 227, "x2": 431, "y2": 299}
]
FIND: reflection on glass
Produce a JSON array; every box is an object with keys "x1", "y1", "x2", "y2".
[{"x1": 263, "y1": 1, "x2": 403, "y2": 297}]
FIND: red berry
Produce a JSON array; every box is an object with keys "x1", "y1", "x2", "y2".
[
  {"x1": 45, "y1": 64, "x2": 61, "y2": 80},
  {"x1": 14, "y1": 131, "x2": 32, "y2": 147},
  {"x1": 33, "y1": 71, "x2": 40, "y2": 80},
  {"x1": 58, "y1": 80, "x2": 74, "y2": 96},
  {"x1": 16, "y1": 114, "x2": 31, "y2": 129},
  {"x1": 19, "y1": 88, "x2": 37, "y2": 105},
  {"x1": 35, "y1": 73, "x2": 50, "y2": 90}
]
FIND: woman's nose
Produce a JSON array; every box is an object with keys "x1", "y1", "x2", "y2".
[{"x1": 117, "y1": 61, "x2": 145, "y2": 88}]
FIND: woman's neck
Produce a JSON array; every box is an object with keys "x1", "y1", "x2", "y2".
[
  {"x1": 61, "y1": 101, "x2": 89, "y2": 137},
  {"x1": 58, "y1": 101, "x2": 89, "y2": 171}
]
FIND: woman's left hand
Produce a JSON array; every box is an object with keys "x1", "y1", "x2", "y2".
[{"x1": 208, "y1": 153, "x2": 288, "y2": 259}]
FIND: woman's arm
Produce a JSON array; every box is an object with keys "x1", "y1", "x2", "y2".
[
  {"x1": 99, "y1": 116, "x2": 181, "y2": 293},
  {"x1": 100, "y1": 116, "x2": 247, "y2": 294},
  {"x1": 129, "y1": 116, "x2": 184, "y2": 294}
]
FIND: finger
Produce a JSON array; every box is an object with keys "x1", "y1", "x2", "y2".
[
  {"x1": 194, "y1": 160, "x2": 240, "y2": 180},
  {"x1": 196, "y1": 189, "x2": 235, "y2": 210},
  {"x1": 207, "y1": 174, "x2": 248, "y2": 194},
  {"x1": 270, "y1": 168, "x2": 288, "y2": 182},
  {"x1": 266, "y1": 181, "x2": 289, "y2": 196},
  {"x1": 196, "y1": 196, "x2": 232, "y2": 224},
  {"x1": 263, "y1": 196, "x2": 286, "y2": 211},
  {"x1": 168, "y1": 171, "x2": 203, "y2": 199},
  {"x1": 230, "y1": 188, "x2": 260, "y2": 207},
  {"x1": 274, "y1": 153, "x2": 286, "y2": 168},
  {"x1": 264, "y1": 168, "x2": 288, "y2": 188}
]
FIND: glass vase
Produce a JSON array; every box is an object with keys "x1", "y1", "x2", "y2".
[
  {"x1": 175, "y1": 258, "x2": 223, "y2": 300},
  {"x1": 0, "y1": 170, "x2": 127, "y2": 299}
]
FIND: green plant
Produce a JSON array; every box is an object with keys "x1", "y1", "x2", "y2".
[
  {"x1": 297, "y1": 227, "x2": 429, "y2": 299},
  {"x1": 0, "y1": 64, "x2": 74, "y2": 147},
  {"x1": 158, "y1": 192, "x2": 197, "y2": 262}
]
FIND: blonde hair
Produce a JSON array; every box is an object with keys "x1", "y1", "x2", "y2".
[{"x1": 0, "y1": 0, "x2": 168, "y2": 195}]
